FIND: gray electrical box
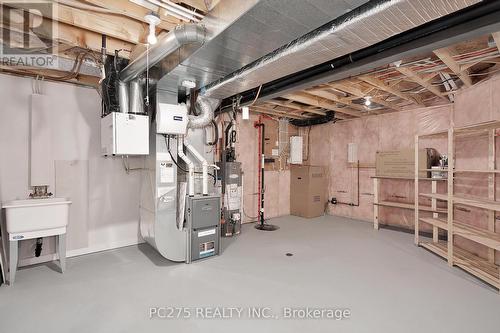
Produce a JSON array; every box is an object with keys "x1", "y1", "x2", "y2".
[
  {"x1": 217, "y1": 162, "x2": 242, "y2": 237},
  {"x1": 185, "y1": 195, "x2": 221, "y2": 262}
]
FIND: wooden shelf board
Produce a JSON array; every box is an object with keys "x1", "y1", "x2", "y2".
[
  {"x1": 420, "y1": 217, "x2": 448, "y2": 230},
  {"x1": 372, "y1": 176, "x2": 446, "y2": 181},
  {"x1": 420, "y1": 193, "x2": 500, "y2": 211},
  {"x1": 454, "y1": 169, "x2": 500, "y2": 174},
  {"x1": 419, "y1": 241, "x2": 448, "y2": 259},
  {"x1": 375, "y1": 201, "x2": 447, "y2": 213},
  {"x1": 454, "y1": 222, "x2": 500, "y2": 251},
  {"x1": 420, "y1": 168, "x2": 449, "y2": 172},
  {"x1": 454, "y1": 120, "x2": 500, "y2": 135},
  {"x1": 418, "y1": 130, "x2": 448, "y2": 138},
  {"x1": 420, "y1": 218, "x2": 500, "y2": 250},
  {"x1": 453, "y1": 248, "x2": 500, "y2": 289},
  {"x1": 419, "y1": 241, "x2": 500, "y2": 289}
]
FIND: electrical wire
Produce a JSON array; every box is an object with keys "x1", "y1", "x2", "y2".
[{"x1": 165, "y1": 135, "x2": 217, "y2": 185}]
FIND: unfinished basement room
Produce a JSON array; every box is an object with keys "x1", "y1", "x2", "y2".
[{"x1": 1, "y1": 0, "x2": 500, "y2": 332}]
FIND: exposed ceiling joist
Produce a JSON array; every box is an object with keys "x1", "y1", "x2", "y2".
[
  {"x1": 0, "y1": 64, "x2": 99, "y2": 86},
  {"x1": 493, "y1": 32, "x2": 500, "y2": 53},
  {"x1": 0, "y1": 9, "x2": 134, "y2": 58},
  {"x1": 305, "y1": 87, "x2": 366, "y2": 112},
  {"x1": 5, "y1": 3, "x2": 146, "y2": 44},
  {"x1": 329, "y1": 82, "x2": 402, "y2": 112},
  {"x1": 282, "y1": 92, "x2": 361, "y2": 118},
  {"x1": 433, "y1": 47, "x2": 472, "y2": 87},
  {"x1": 173, "y1": 0, "x2": 219, "y2": 12},
  {"x1": 395, "y1": 67, "x2": 449, "y2": 103},
  {"x1": 83, "y1": 0, "x2": 180, "y2": 31},
  {"x1": 359, "y1": 75, "x2": 424, "y2": 106},
  {"x1": 250, "y1": 106, "x2": 308, "y2": 120}
]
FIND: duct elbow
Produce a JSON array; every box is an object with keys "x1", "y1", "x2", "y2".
[
  {"x1": 173, "y1": 23, "x2": 206, "y2": 46},
  {"x1": 188, "y1": 96, "x2": 220, "y2": 129}
]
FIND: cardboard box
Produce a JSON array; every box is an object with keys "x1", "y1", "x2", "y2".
[
  {"x1": 290, "y1": 165, "x2": 326, "y2": 218},
  {"x1": 376, "y1": 149, "x2": 438, "y2": 178}
]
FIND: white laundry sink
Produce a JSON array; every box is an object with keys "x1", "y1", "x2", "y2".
[
  {"x1": 2, "y1": 197, "x2": 71, "y2": 240},
  {"x1": 2, "y1": 197, "x2": 71, "y2": 285}
]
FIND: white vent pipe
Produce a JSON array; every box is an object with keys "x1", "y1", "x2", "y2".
[
  {"x1": 177, "y1": 136, "x2": 195, "y2": 196},
  {"x1": 184, "y1": 141, "x2": 209, "y2": 196}
]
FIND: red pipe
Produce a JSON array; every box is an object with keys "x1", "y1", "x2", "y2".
[{"x1": 254, "y1": 115, "x2": 262, "y2": 220}]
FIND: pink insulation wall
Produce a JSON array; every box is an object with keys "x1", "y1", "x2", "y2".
[
  {"x1": 308, "y1": 75, "x2": 500, "y2": 263},
  {"x1": 309, "y1": 105, "x2": 451, "y2": 227},
  {"x1": 235, "y1": 114, "x2": 290, "y2": 223}
]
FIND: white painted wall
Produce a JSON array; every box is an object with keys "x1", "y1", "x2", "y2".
[{"x1": 0, "y1": 74, "x2": 143, "y2": 266}]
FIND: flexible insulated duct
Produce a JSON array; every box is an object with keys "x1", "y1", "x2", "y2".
[
  {"x1": 188, "y1": 96, "x2": 220, "y2": 129},
  {"x1": 117, "y1": 24, "x2": 206, "y2": 114}
]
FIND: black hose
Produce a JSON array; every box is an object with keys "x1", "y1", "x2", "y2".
[
  {"x1": 207, "y1": 120, "x2": 218, "y2": 146},
  {"x1": 224, "y1": 122, "x2": 233, "y2": 148},
  {"x1": 289, "y1": 111, "x2": 336, "y2": 127}
]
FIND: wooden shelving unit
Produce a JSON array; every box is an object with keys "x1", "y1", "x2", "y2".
[
  {"x1": 415, "y1": 121, "x2": 500, "y2": 292},
  {"x1": 372, "y1": 176, "x2": 446, "y2": 230}
]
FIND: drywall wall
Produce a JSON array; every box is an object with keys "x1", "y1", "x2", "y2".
[
  {"x1": 308, "y1": 74, "x2": 500, "y2": 263},
  {"x1": 0, "y1": 74, "x2": 143, "y2": 266}
]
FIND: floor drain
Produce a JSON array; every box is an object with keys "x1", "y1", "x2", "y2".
[{"x1": 286, "y1": 253, "x2": 293, "y2": 257}]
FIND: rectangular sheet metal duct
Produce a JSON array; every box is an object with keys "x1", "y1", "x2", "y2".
[{"x1": 201, "y1": 0, "x2": 481, "y2": 100}]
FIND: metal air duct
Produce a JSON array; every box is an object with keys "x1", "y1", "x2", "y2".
[
  {"x1": 117, "y1": 24, "x2": 206, "y2": 114},
  {"x1": 201, "y1": 0, "x2": 481, "y2": 100}
]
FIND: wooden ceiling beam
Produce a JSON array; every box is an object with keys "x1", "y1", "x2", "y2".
[
  {"x1": 282, "y1": 92, "x2": 361, "y2": 118},
  {"x1": 359, "y1": 75, "x2": 424, "y2": 106},
  {"x1": 1, "y1": 10, "x2": 134, "y2": 58},
  {"x1": 269, "y1": 98, "x2": 327, "y2": 116},
  {"x1": 329, "y1": 82, "x2": 402, "y2": 112},
  {"x1": 433, "y1": 47, "x2": 472, "y2": 87},
  {"x1": 396, "y1": 66, "x2": 449, "y2": 102},
  {"x1": 174, "y1": 0, "x2": 219, "y2": 12},
  {"x1": 6, "y1": 3, "x2": 146, "y2": 44},
  {"x1": 305, "y1": 87, "x2": 366, "y2": 112},
  {"x1": 259, "y1": 103, "x2": 313, "y2": 117},
  {"x1": 264, "y1": 99, "x2": 346, "y2": 119},
  {"x1": 0, "y1": 64, "x2": 99, "y2": 86},
  {"x1": 492, "y1": 32, "x2": 500, "y2": 53},
  {"x1": 250, "y1": 106, "x2": 308, "y2": 120},
  {"x1": 83, "y1": 0, "x2": 180, "y2": 31}
]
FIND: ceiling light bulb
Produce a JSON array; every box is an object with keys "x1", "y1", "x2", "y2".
[
  {"x1": 364, "y1": 96, "x2": 372, "y2": 106},
  {"x1": 144, "y1": 13, "x2": 160, "y2": 45},
  {"x1": 147, "y1": 32, "x2": 157, "y2": 45}
]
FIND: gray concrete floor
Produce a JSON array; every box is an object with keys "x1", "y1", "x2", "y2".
[{"x1": 1, "y1": 215, "x2": 499, "y2": 333}]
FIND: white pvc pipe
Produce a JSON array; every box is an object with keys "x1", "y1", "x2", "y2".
[
  {"x1": 177, "y1": 136, "x2": 195, "y2": 196},
  {"x1": 184, "y1": 140, "x2": 208, "y2": 196}
]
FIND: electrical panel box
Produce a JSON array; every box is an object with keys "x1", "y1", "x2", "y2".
[
  {"x1": 101, "y1": 112, "x2": 149, "y2": 156},
  {"x1": 348, "y1": 143, "x2": 358, "y2": 163},
  {"x1": 289, "y1": 136, "x2": 303, "y2": 164},
  {"x1": 157, "y1": 103, "x2": 188, "y2": 135},
  {"x1": 186, "y1": 195, "x2": 221, "y2": 262}
]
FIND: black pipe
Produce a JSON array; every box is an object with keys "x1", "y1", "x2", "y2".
[
  {"x1": 289, "y1": 111, "x2": 336, "y2": 127},
  {"x1": 216, "y1": 0, "x2": 500, "y2": 114}
]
